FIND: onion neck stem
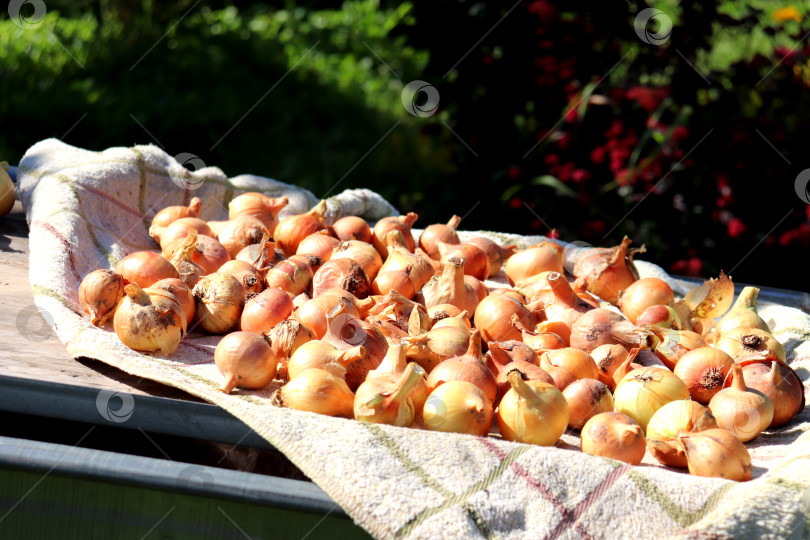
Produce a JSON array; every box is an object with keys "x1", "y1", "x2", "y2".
[
  {"x1": 446, "y1": 215, "x2": 461, "y2": 230},
  {"x1": 548, "y1": 272, "x2": 578, "y2": 307},
  {"x1": 733, "y1": 286, "x2": 759, "y2": 313},
  {"x1": 730, "y1": 363, "x2": 748, "y2": 392},
  {"x1": 124, "y1": 283, "x2": 150, "y2": 305},
  {"x1": 336, "y1": 345, "x2": 366, "y2": 367},
  {"x1": 389, "y1": 363, "x2": 425, "y2": 403},
  {"x1": 507, "y1": 370, "x2": 543, "y2": 406}
]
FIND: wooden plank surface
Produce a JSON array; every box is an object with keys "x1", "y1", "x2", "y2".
[{"x1": 0, "y1": 199, "x2": 198, "y2": 400}]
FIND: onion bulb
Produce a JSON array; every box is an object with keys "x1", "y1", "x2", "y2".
[
  {"x1": 293, "y1": 293, "x2": 360, "y2": 339},
  {"x1": 240, "y1": 288, "x2": 294, "y2": 333},
  {"x1": 403, "y1": 326, "x2": 471, "y2": 373},
  {"x1": 591, "y1": 344, "x2": 629, "y2": 391},
  {"x1": 267, "y1": 319, "x2": 314, "y2": 379},
  {"x1": 273, "y1": 200, "x2": 328, "y2": 256},
  {"x1": 425, "y1": 330, "x2": 498, "y2": 405},
  {"x1": 419, "y1": 215, "x2": 460, "y2": 259},
  {"x1": 613, "y1": 367, "x2": 690, "y2": 431},
  {"x1": 236, "y1": 234, "x2": 283, "y2": 277},
  {"x1": 672, "y1": 347, "x2": 734, "y2": 403},
  {"x1": 192, "y1": 272, "x2": 246, "y2": 334},
  {"x1": 217, "y1": 215, "x2": 270, "y2": 258},
  {"x1": 354, "y1": 362, "x2": 427, "y2": 427},
  {"x1": 708, "y1": 363, "x2": 773, "y2": 442},
  {"x1": 372, "y1": 212, "x2": 418, "y2": 258},
  {"x1": 504, "y1": 244, "x2": 564, "y2": 286},
  {"x1": 715, "y1": 327, "x2": 786, "y2": 363},
  {"x1": 540, "y1": 348, "x2": 599, "y2": 380},
  {"x1": 168, "y1": 228, "x2": 205, "y2": 287},
  {"x1": 677, "y1": 428, "x2": 752, "y2": 481},
  {"x1": 214, "y1": 331, "x2": 278, "y2": 393},
  {"x1": 467, "y1": 237, "x2": 517, "y2": 278},
  {"x1": 647, "y1": 327, "x2": 706, "y2": 370},
  {"x1": 731, "y1": 359, "x2": 804, "y2": 427},
  {"x1": 312, "y1": 258, "x2": 371, "y2": 299},
  {"x1": 332, "y1": 216, "x2": 372, "y2": 243},
  {"x1": 279, "y1": 367, "x2": 355, "y2": 417},
  {"x1": 152, "y1": 278, "x2": 195, "y2": 326},
  {"x1": 580, "y1": 412, "x2": 646, "y2": 465},
  {"x1": 218, "y1": 259, "x2": 263, "y2": 295},
  {"x1": 498, "y1": 371, "x2": 569, "y2": 446},
  {"x1": 287, "y1": 341, "x2": 366, "y2": 382},
  {"x1": 152, "y1": 217, "x2": 213, "y2": 249},
  {"x1": 539, "y1": 272, "x2": 598, "y2": 327},
  {"x1": 115, "y1": 251, "x2": 179, "y2": 289},
  {"x1": 618, "y1": 277, "x2": 674, "y2": 324},
  {"x1": 113, "y1": 283, "x2": 186, "y2": 355},
  {"x1": 562, "y1": 378, "x2": 614, "y2": 429},
  {"x1": 330, "y1": 240, "x2": 383, "y2": 281},
  {"x1": 228, "y1": 192, "x2": 289, "y2": 231},
  {"x1": 296, "y1": 231, "x2": 340, "y2": 261},
  {"x1": 436, "y1": 242, "x2": 490, "y2": 281},
  {"x1": 635, "y1": 304, "x2": 682, "y2": 330},
  {"x1": 422, "y1": 381, "x2": 493, "y2": 436},
  {"x1": 265, "y1": 255, "x2": 323, "y2": 297},
  {"x1": 569, "y1": 308, "x2": 640, "y2": 353},
  {"x1": 377, "y1": 230, "x2": 434, "y2": 291},
  {"x1": 715, "y1": 286, "x2": 770, "y2": 337},
  {"x1": 572, "y1": 236, "x2": 645, "y2": 306},
  {"x1": 150, "y1": 197, "x2": 202, "y2": 231},
  {"x1": 473, "y1": 294, "x2": 538, "y2": 343},
  {"x1": 422, "y1": 257, "x2": 480, "y2": 316},
  {"x1": 79, "y1": 269, "x2": 125, "y2": 326},
  {"x1": 163, "y1": 234, "x2": 230, "y2": 276},
  {"x1": 645, "y1": 400, "x2": 717, "y2": 467}
]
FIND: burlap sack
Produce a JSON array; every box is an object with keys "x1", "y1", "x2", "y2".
[{"x1": 17, "y1": 139, "x2": 810, "y2": 539}]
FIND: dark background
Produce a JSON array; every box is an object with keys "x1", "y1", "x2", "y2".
[{"x1": 2, "y1": 0, "x2": 809, "y2": 290}]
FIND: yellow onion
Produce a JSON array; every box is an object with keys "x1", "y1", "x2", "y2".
[
  {"x1": 240, "y1": 288, "x2": 294, "y2": 333},
  {"x1": 436, "y1": 242, "x2": 490, "y2": 281},
  {"x1": 581, "y1": 412, "x2": 646, "y2": 465},
  {"x1": 152, "y1": 278, "x2": 196, "y2": 326},
  {"x1": 115, "y1": 251, "x2": 179, "y2": 289},
  {"x1": 487, "y1": 342, "x2": 553, "y2": 398},
  {"x1": 274, "y1": 200, "x2": 328, "y2": 256},
  {"x1": 235, "y1": 234, "x2": 284, "y2": 277},
  {"x1": 422, "y1": 257, "x2": 480, "y2": 316},
  {"x1": 572, "y1": 236, "x2": 645, "y2": 305},
  {"x1": 293, "y1": 293, "x2": 362, "y2": 339},
  {"x1": 647, "y1": 327, "x2": 706, "y2": 370},
  {"x1": 562, "y1": 378, "x2": 614, "y2": 429},
  {"x1": 214, "y1": 331, "x2": 278, "y2": 393},
  {"x1": 228, "y1": 192, "x2": 289, "y2": 231},
  {"x1": 538, "y1": 272, "x2": 598, "y2": 328},
  {"x1": 645, "y1": 400, "x2": 717, "y2": 468},
  {"x1": 635, "y1": 305, "x2": 682, "y2": 330},
  {"x1": 330, "y1": 240, "x2": 383, "y2": 280},
  {"x1": 154, "y1": 217, "x2": 213, "y2": 250},
  {"x1": 618, "y1": 277, "x2": 674, "y2": 324},
  {"x1": 287, "y1": 341, "x2": 366, "y2": 382},
  {"x1": 591, "y1": 343, "x2": 629, "y2": 391},
  {"x1": 113, "y1": 283, "x2": 186, "y2": 355},
  {"x1": 473, "y1": 294, "x2": 539, "y2": 343},
  {"x1": 498, "y1": 371, "x2": 569, "y2": 446},
  {"x1": 677, "y1": 428, "x2": 752, "y2": 481},
  {"x1": 569, "y1": 308, "x2": 640, "y2": 353},
  {"x1": 79, "y1": 269, "x2": 125, "y2": 326},
  {"x1": 613, "y1": 367, "x2": 690, "y2": 431},
  {"x1": 716, "y1": 327, "x2": 786, "y2": 363},
  {"x1": 372, "y1": 271, "x2": 416, "y2": 299},
  {"x1": 715, "y1": 286, "x2": 770, "y2": 337},
  {"x1": 540, "y1": 348, "x2": 599, "y2": 380},
  {"x1": 321, "y1": 303, "x2": 388, "y2": 389},
  {"x1": 489, "y1": 287, "x2": 526, "y2": 304},
  {"x1": 217, "y1": 215, "x2": 270, "y2": 258},
  {"x1": 419, "y1": 215, "x2": 461, "y2": 259},
  {"x1": 279, "y1": 367, "x2": 354, "y2": 417},
  {"x1": 265, "y1": 255, "x2": 323, "y2": 296},
  {"x1": 708, "y1": 363, "x2": 773, "y2": 442},
  {"x1": 504, "y1": 244, "x2": 564, "y2": 286},
  {"x1": 467, "y1": 237, "x2": 517, "y2": 278},
  {"x1": 163, "y1": 234, "x2": 230, "y2": 276},
  {"x1": 509, "y1": 315, "x2": 565, "y2": 353},
  {"x1": 218, "y1": 259, "x2": 263, "y2": 295},
  {"x1": 465, "y1": 275, "x2": 489, "y2": 304},
  {"x1": 372, "y1": 212, "x2": 419, "y2": 257},
  {"x1": 332, "y1": 215, "x2": 372, "y2": 243},
  {"x1": 267, "y1": 319, "x2": 314, "y2": 379},
  {"x1": 429, "y1": 309, "x2": 471, "y2": 333},
  {"x1": 732, "y1": 358, "x2": 804, "y2": 427},
  {"x1": 536, "y1": 320, "x2": 571, "y2": 347},
  {"x1": 672, "y1": 347, "x2": 734, "y2": 403},
  {"x1": 192, "y1": 273, "x2": 246, "y2": 334},
  {"x1": 403, "y1": 326, "x2": 471, "y2": 373},
  {"x1": 422, "y1": 381, "x2": 493, "y2": 436},
  {"x1": 366, "y1": 290, "x2": 431, "y2": 335},
  {"x1": 149, "y1": 197, "x2": 202, "y2": 231},
  {"x1": 354, "y1": 361, "x2": 427, "y2": 427},
  {"x1": 377, "y1": 230, "x2": 434, "y2": 291},
  {"x1": 296, "y1": 231, "x2": 340, "y2": 261},
  {"x1": 168, "y1": 228, "x2": 205, "y2": 287},
  {"x1": 312, "y1": 258, "x2": 372, "y2": 299},
  {"x1": 425, "y1": 330, "x2": 498, "y2": 405},
  {"x1": 485, "y1": 340, "x2": 539, "y2": 365}
]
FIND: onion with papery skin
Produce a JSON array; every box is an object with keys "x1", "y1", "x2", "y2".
[
  {"x1": 293, "y1": 293, "x2": 362, "y2": 339},
  {"x1": 265, "y1": 255, "x2": 323, "y2": 296},
  {"x1": 152, "y1": 278, "x2": 195, "y2": 326},
  {"x1": 150, "y1": 197, "x2": 202, "y2": 231},
  {"x1": 708, "y1": 363, "x2": 773, "y2": 442},
  {"x1": 115, "y1": 251, "x2": 179, "y2": 289},
  {"x1": 618, "y1": 277, "x2": 674, "y2": 324},
  {"x1": 192, "y1": 272, "x2": 246, "y2": 334},
  {"x1": 236, "y1": 234, "x2": 283, "y2": 277},
  {"x1": 563, "y1": 378, "x2": 614, "y2": 429},
  {"x1": 429, "y1": 306, "x2": 470, "y2": 329},
  {"x1": 240, "y1": 288, "x2": 294, "y2": 333},
  {"x1": 279, "y1": 367, "x2": 355, "y2": 417},
  {"x1": 268, "y1": 319, "x2": 314, "y2": 379},
  {"x1": 274, "y1": 200, "x2": 328, "y2": 256},
  {"x1": 422, "y1": 257, "x2": 480, "y2": 316},
  {"x1": 79, "y1": 269, "x2": 125, "y2": 326},
  {"x1": 715, "y1": 286, "x2": 770, "y2": 337},
  {"x1": 536, "y1": 320, "x2": 571, "y2": 347},
  {"x1": 647, "y1": 327, "x2": 706, "y2": 370},
  {"x1": 372, "y1": 271, "x2": 416, "y2": 299},
  {"x1": 636, "y1": 304, "x2": 682, "y2": 330},
  {"x1": 378, "y1": 230, "x2": 434, "y2": 291},
  {"x1": 332, "y1": 216, "x2": 372, "y2": 243},
  {"x1": 487, "y1": 342, "x2": 553, "y2": 398},
  {"x1": 715, "y1": 327, "x2": 786, "y2": 363},
  {"x1": 214, "y1": 331, "x2": 278, "y2": 393},
  {"x1": 152, "y1": 217, "x2": 213, "y2": 249},
  {"x1": 572, "y1": 236, "x2": 645, "y2": 305},
  {"x1": 436, "y1": 242, "x2": 490, "y2": 281},
  {"x1": 610, "y1": 347, "x2": 647, "y2": 389},
  {"x1": 312, "y1": 258, "x2": 371, "y2": 299},
  {"x1": 505, "y1": 244, "x2": 564, "y2": 286},
  {"x1": 672, "y1": 347, "x2": 734, "y2": 403},
  {"x1": 114, "y1": 283, "x2": 186, "y2": 355},
  {"x1": 614, "y1": 367, "x2": 690, "y2": 431},
  {"x1": 354, "y1": 361, "x2": 427, "y2": 427},
  {"x1": 540, "y1": 348, "x2": 599, "y2": 380},
  {"x1": 498, "y1": 371, "x2": 569, "y2": 446},
  {"x1": 591, "y1": 343, "x2": 629, "y2": 391},
  {"x1": 163, "y1": 234, "x2": 230, "y2": 276},
  {"x1": 297, "y1": 231, "x2": 340, "y2": 261},
  {"x1": 489, "y1": 288, "x2": 526, "y2": 305},
  {"x1": 569, "y1": 308, "x2": 639, "y2": 353},
  {"x1": 677, "y1": 428, "x2": 752, "y2": 481},
  {"x1": 217, "y1": 215, "x2": 270, "y2": 258},
  {"x1": 487, "y1": 340, "x2": 539, "y2": 365},
  {"x1": 645, "y1": 400, "x2": 717, "y2": 467},
  {"x1": 425, "y1": 330, "x2": 498, "y2": 405},
  {"x1": 580, "y1": 412, "x2": 646, "y2": 465},
  {"x1": 473, "y1": 294, "x2": 538, "y2": 343},
  {"x1": 539, "y1": 272, "x2": 598, "y2": 327},
  {"x1": 419, "y1": 215, "x2": 460, "y2": 259},
  {"x1": 218, "y1": 260, "x2": 263, "y2": 295},
  {"x1": 403, "y1": 326, "x2": 471, "y2": 373},
  {"x1": 228, "y1": 192, "x2": 288, "y2": 231},
  {"x1": 510, "y1": 315, "x2": 565, "y2": 352},
  {"x1": 366, "y1": 290, "x2": 431, "y2": 334},
  {"x1": 422, "y1": 381, "x2": 493, "y2": 436},
  {"x1": 731, "y1": 358, "x2": 804, "y2": 427},
  {"x1": 321, "y1": 303, "x2": 388, "y2": 389},
  {"x1": 287, "y1": 341, "x2": 366, "y2": 382},
  {"x1": 372, "y1": 212, "x2": 418, "y2": 257},
  {"x1": 467, "y1": 237, "x2": 517, "y2": 278},
  {"x1": 465, "y1": 275, "x2": 488, "y2": 304},
  {"x1": 681, "y1": 271, "x2": 734, "y2": 320},
  {"x1": 330, "y1": 240, "x2": 383, "y2": 281},
  {"x1": 169, "y1": 228, "x2": 205, "y2": 287}
]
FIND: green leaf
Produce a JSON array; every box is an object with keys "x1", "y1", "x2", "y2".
[{"x1": 531, "y1": 175, "x2": 579, "y2": 199}]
